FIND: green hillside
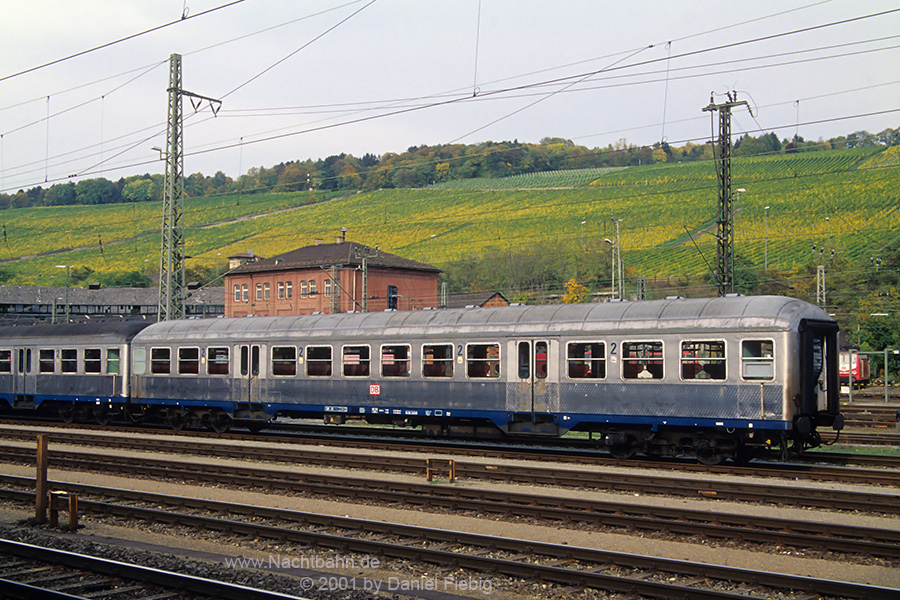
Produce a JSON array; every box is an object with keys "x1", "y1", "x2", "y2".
[{"x1": 1, "y1": 147, "x2": 897, "y2": 296}]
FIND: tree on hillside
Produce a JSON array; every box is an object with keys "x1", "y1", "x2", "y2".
[{"x1": 75, "y1": 178, "x2": 119, "y2": 205}]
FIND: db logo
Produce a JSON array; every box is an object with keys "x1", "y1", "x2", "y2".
[{"x1": 369, "y1": 384, "x2": 381, "y2": 396}]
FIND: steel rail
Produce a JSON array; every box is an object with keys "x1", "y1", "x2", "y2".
[
  {"x1": 1, "y1": 448, "x2": 899, "y2": 562},
  {"x1": 1, "y1": 425, "x2": 899, "y2": 489},
  {"x1": 0, "y1": 484, "x2": 896, "y2": 600},
  {"x1": 0, "y1": 538, "x2": 303, "y2": 600},
  {"x1": 2, "y1": 442, "x2": 900, "y2": 514}
]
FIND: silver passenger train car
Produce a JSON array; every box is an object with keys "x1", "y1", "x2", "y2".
[{"x1": 0, "y1": 295, "x2": 843, "y2": 463}]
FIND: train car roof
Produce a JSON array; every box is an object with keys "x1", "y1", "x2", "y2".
[
  {"x1": 0, "y1": 321, "x2": 152, "y2": 345},
  {"x1": 132, "y1": 295, "x2": 833, "y2": 343}
]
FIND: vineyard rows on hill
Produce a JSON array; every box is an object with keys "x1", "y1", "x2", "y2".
[{"x1": 0, "y1": 147, "x2": 897, "y2": 289}]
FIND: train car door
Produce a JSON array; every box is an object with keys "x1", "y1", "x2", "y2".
[
  {"x1": 238, "y1": 344, "x2": 264, "y2": 405},
  {"x1": 799, "y1": 319, "x2": 840, "y2": 423},
  {"x1": 508, "y1": 339, "x2": 558, "y2": 415},
  {"x1": 15, "y1": 348, "x2": 32, "y2": 398}
]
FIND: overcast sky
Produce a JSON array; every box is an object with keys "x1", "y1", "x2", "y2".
[{"x1": 1, "y1": 0, "x2": 898, "y2": 193}]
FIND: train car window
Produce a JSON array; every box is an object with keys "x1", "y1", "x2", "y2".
[
  {"x1": 423, "y1": 344, "x2": 453, "y2": 378},
  {"x1": 84, "y1": 349, "x2": 102, "y2": 374},
  {"x1": 0, "y1": 350, "x2": 11, "y2": 373},
  {"x1": 535, "y1": 341, "x2": 548, "y2": 379},
  {"x1": 306, "y1": 346, "x2": 332, "y2": 377},
  {"x1": 741, "y1": 340, "x2": 775, "y2": 380},
  {"x1": 61, "y1": 349, "x2": 77, "y2": 374},
  {"x1": 567, "y1": 342, "x2": 606, "y2": 379},
  {"x1": 517, "y1": 342, "x2": 530, "y2": 378},
  {"x1": 272, "y1": 346, "x2": 297, "y2": 376},
  {"x1": 681, "y1": 341, "x2": 726, "y2": 380},
  {"x1": 467, "y1": 343, "x2": 500, "y2": 378},
  {"x1": 151, "y1": 348, "x2": 171, "y2": 374},
  {"x1": 381, "y1": 345, "x2": 411, "y2": 378},
  {"x1": 207, "y1": 347, "x2": 229, "y2": 375},
  {"x1": 622, "y1": 342, "x2": 663, "y2": 379},
  {"x1": 133, "y1": 347, "x2": 146, "y2": 375},
  {"x1": 178, "y1": 348, "x2": 200, "y2": 375},
  {"x1": 106, "y1": 349, "x2": 120, "y2": 375},
  {"x1": 39, "y1": 349, "x2": 55, "y2": 373},
  {"x1": 342, "y1": 345, "x2": 370, "y2": 377},
  {"x1": 18, "y1": 349, "x2": 32, "y2": 374}
]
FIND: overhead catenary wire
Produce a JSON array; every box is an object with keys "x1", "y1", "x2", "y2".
[
  {"x1": 0, "y1": 0, "x2": 248, "y2": 83},
  {"x1": 1, "y1": 6, "x2": 898, "y2": 194}
]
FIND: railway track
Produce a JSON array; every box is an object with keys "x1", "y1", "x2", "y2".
[
  {"x1": 2, "y1": 424, "x2": 899, "y2": 485},
  {"x1": 1, "y1": 441, "x2": 899, "y2": 562},
  {"x1": 0, "y1": 479, "x2": 896, "y2": 600},
  {"x1": 0, "y1": 537, "x2": 299, "y2": 600}
]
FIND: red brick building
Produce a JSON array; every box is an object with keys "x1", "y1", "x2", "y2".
[{"x1": 224, "y1": 241, "x2": 441, "y2": 317}]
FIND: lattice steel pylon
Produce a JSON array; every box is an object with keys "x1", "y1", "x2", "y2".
[
  {"x1": 158, "y1": 54, "x2": 186, "y2": 321},
  {"x1": 703, "y1": 92, "x2": 750, "y2": 296},
  {"x1": 157, "y1": 53, "x2": 221, "y2": 321}
]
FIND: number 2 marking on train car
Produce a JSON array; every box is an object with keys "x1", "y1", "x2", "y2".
[{"x1": 610, "y1": 341, "x2": 618, "y2": 364}]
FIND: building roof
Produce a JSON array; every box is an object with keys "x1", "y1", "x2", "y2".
[
  {"x1": 228, "y1": 241, "x2": 440, "y2": 275},
  {"x1": 446, "y1": 291, "x2": 508, "y2": 308},
  {"x1": 0, "y1": 285, "x2": 224, "y2": 307}
]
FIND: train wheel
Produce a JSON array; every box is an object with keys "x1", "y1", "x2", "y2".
[
  {"x1": 694, "y1": 439, "x2": 726, "y2": 465},
  {"x1": 608, "y1": 442, "x2": 636, "y2": 460},
  {"x1": 166, "y1": 411, "x2": 186, "y2": 431},
  {"x1": 208, "y1": 412, "x2": 232, "y2": 434},
  {"x1": 93, "y1": 406, "x2": 111, "y2": 426},
  {"x1": 59, "y1": 405, "x2": 76, "y2": 424}
]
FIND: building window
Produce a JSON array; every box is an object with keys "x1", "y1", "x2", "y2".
[
  {"x1": 308, "y1": 280, "x2": 316, "y2": 296},
  {"x1": 61, "y1": 349, "x2": 77, "y2": 374},
  {"x1": 681, "y1": 341, "x2": 726, "y2": 380},
  {"x1": 286, "y1": 281, "x2": 293, "y2": 298},
  {"x1": 622, "y1": 341, "x2": 664, "y2": 379},
  {"x1": 234, "y1": 285, "x2": 241, "y2": 302},
  {"x1": 241, "y1": 284, "x2": 249, "y2": 302},
  {"x1": 208, "y1": 347, "x2": 229, "y2": 375},
  {"x1": 300, "y1": 281, "x2": 308, "y2": 298},
  {"x1": 39, "y1": 349, "x2": 55, "y2": 373},
  {"x1": 263, "y1": 283, "x2": 270, "y2": 300},
  {"x1": 84, "y1": 348, "x2": 102, "y2": 374},
  {"x1": 277, "y1": 282, "x2": 284, "y2": 299},
  {"x1": 324, "y1": 279, "x2": 332, "y2": 298},
  {"x1": 256, "y1": 284, "x2": 263, "y2": 301}
]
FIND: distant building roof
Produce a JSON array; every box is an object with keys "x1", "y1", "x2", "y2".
[
  {"x1": 446, "y1": 291, "x2": 509, "y2": 309},
  {"x1": 229, "y1": 241, "x2": 440, "y2": 275},
  {"x1": 0, "y1": 285, "x2": 224, "y2": 307}
]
